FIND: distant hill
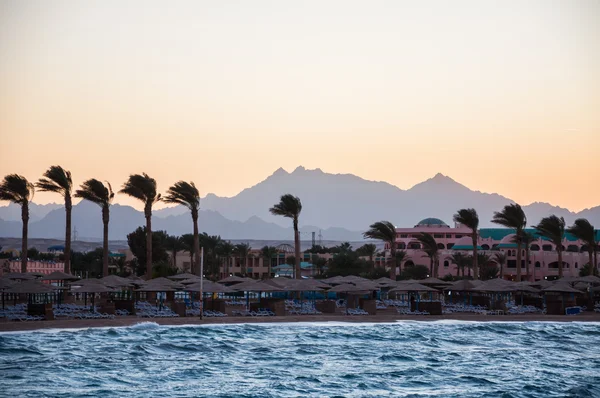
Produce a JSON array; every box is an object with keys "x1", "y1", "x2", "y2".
[{"x1": 0, "y1": 166, "x2": 598, "y2": 240}]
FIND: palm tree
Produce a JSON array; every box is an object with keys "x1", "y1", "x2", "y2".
[
  {"x1": 217, "y1": 240, "x2": 235, "y2": 277},
  {"x1": 534, "y1": 215, "x2": 566, "y2": 278},
  {"x1": 165, "y1": 235, "x2": 183, "y2": 269},
  {"x1": 453, "y1": 208, "x2": 480, "y2": 279},
  {"x1": 567, "y1": 219, "x2": 597, "y2": 275},
  {"x1": 363, "y1": 221, "x2": 398, "y2": 279},
  {"x1": 494, "y1": 252, "x2": 507, "y2": 279},
  {"x1": 269, "y1": 194, "x2": 303, "y2": 279},
  {"x1": 512, "y1": 231, "x2": 535, "y2": 281},
  {"x1": 163, "y1": 181, "x2": 201, "y2": 275},
  {"x1": 0, "y1": 175, "x2": 35, "y2": 273},
  {"x1": 450, "y1": 252, "x2": 468, "y2": 278},
  {"x1": 491, "y1": 204, "x2": 527, "y2": 281},
  {"x1": 477, "y1": 252, "x2": 493, "y2": 279},
  {"x1": 74, "y1": 179, "x2": 114, "y2": 276},
  {"x1": 415, "y1": 232, "x2": 439, "y2": 277},
  {"x1": 119, "y1": 173, "x2": 161, "y2": 278},
  {"x1": 36, "y1": 166, "x2": 73, "y2": 274},
  {"x1": 234, "y1": 243, "x2": 251, "y2": 276},
  {"x1": 261, "y1": 245, "x2": 279, "y2": 278},
  {"x1": 395, "y1": 250, "x2": 410, "y2": 274}
]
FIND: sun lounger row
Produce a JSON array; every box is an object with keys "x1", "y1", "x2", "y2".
[
  {"x1": 6, "y1": 314, "x2": 45, "y2": 321},
  {"x1": 396, "y1": 308, "x2": 430, "y2": 315},
  {"x1": 346, "y1": 308, "x2": 369, "y2": 315},
  {"x1": 231, "y1": 308, "x2": 275, "y2": 317}
]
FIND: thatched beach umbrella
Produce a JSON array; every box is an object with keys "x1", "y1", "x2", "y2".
[
  {"x1": 2, "y1": 272, "x2": 36, "y2": 281},
  {"x1": 41, "y1": 271, "x2": 80, "y2": 281},
  {"x1": 218, "y1": 275, "x2": 250, "y2": 284},
  {"x1": 168, "y1": 273, "x2": 200, "y2": 281},
  {"x1": 100, "y1": 274, "x2": 132, "y2": 287},
  {"x1": 420, "y1": 277, "x2": 452, "y2": 286},
  {"x1": 76, "y1": 283, "x2": 115, "y2": 310}
]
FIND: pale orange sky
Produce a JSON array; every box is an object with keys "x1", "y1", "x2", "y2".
[{"x1": 1, "y1": 0, "x2": 599, "y2": 212}]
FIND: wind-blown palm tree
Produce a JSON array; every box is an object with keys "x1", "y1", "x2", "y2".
[
  {"x1": 217, "y1": 240, "x2": 235, "y2": 277},
  {"x1": 512, "y1": 231, "x2": 535, "y2": 281},
  {"x1": 0, "y1": 175, "x2": 35, "y2": 273},
  {"x1": 163, "y1": 181, "x2": 200, "y2": 275},
  {"x1": 567, "y1": 219, "x2": 597, "y2": 275},
  {"x1": 234, "y1": 243, "x2": 251, "y2": 276},
  {"x1": 119, "y1": 173, "x2": 161, "y2": 279},
  {"x1": 534, "y1": 215, "x2": 566, "y2": 278},
  {"x1": 364, "y1": 221, "x2": 398, "y2": 279},
  {"x1": 269, "y1": 194, "x2": 303, "y2": 279},
  {"x1": 450, "y1": 252, "x2": 468, "y2": 278},
  {"x1": 166, "y1": 235, "x2": 183, "y2": 269},
  {"x1": 74, "y1": 179, "x2": 114, "y2": 276},
  {"x1": 415, "y1": 232, "x2": 439, "y2": 277},
  {"x1": 453, "y1": 208, "x2": 480, "y2": 279},
  {"x1": 494, "y1": 252, "x2": 507, "y2": 279},
  {"x1": 492, "y1": 204, "x2": 527, "y2": 281},
  {"x1": 261, "y1": 245, "x2": 279, "y2": 278},
  {"x1": 395, "y1": 250, "x2": 410, "y2": 274},
  {"x1": 36, "y1": 166, "x2": 73, "y2": 273}
]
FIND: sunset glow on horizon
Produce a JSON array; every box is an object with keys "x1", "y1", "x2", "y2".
[{"x1": 1, "y1": 0, "x2": 598, "y2": 211}]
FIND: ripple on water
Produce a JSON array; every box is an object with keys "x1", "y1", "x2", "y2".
[{"x1": 1, "y1": 321, "x2": 600, "y2": 397}]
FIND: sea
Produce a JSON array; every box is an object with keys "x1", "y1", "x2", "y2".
[{"x1": 1, "y1": 321, "x2": 599, "y2": 397}]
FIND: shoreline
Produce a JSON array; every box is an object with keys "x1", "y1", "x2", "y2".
[{"x1": 2, "y1": 312, "x2": 600, "y2": 333}]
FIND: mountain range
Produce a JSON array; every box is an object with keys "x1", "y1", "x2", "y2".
[{"x1": 0, "y1": 166, "x2": 598, "y2": 241}]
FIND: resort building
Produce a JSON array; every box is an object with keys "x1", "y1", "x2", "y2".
[
  {"x1": 376, "y1": 218, "x2": 600, "y2": 281},
  {"x1": 2, "y1": 260, "x2": 65, "y2": 275}
]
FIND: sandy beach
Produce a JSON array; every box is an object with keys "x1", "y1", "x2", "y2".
[{"x1": 2, "y1": 312, "x2": 599, "y2": 333}]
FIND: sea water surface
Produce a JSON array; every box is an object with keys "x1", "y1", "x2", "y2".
[{"x1": 1, "y1": 321, "x2": 600, "y2": 397}]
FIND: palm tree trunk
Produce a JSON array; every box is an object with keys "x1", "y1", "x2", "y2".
[
  {"x1": 594, "y1": 249, "x2": 598, "y2": 275},
  {"x1": 525, "y1": 248, "x2": 530, "y2": 281},
  {"x1": 102, "y1": 205, "x2": 109, "y2": 277},
  {"x1": 145, "y1": 205, "x2": 152, "y2": 278},
  {"x1": 588, "y1": 251, "x2": 594, "y2": 275},
  {"x1": 21, "y1": 202, "x2": 29, "y2": 273},
  {"x1": 64, "y1": 195, "x2": 72, "y2": 274},
  {"x1": 429, "y1": 257, "x2": 433, "y2": 277},
  {"x1": 172, "y1": 248, "x2": 178, "y2": 269},
  {"x1": 472, "y1": 233, "x2": 479, "y2": 280},
  {"x1": 558, "y1": 249, "x2": 563, "y2": 278},
  {"x1": 390, "y1": 245, "x2": 397, "y2": 280},
  {"x1": 516, "y1": 242, "x2": 522, "y2": 282},
  {"x1": 192, "y1": 211, "x2": 200, "y2": 276},
  {"x1": 294, "y1": 218, "x2": 301, "y2": 279}
]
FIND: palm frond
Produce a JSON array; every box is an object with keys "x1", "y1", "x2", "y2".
[
  {"x1": 453, "y1": 208, "x2": 479, "y2": 230},
  {"x1": 0, "y1": 174, "x2": 34, "y2": 204},
  {"x1": 363, "y1": 221, "x2": 396, "y2": 243},
  {"x1": 533, "y1": 215, "x2": 565, "y2": 246},
  {"x1": 491, "y1": 203, "x2": 526, "y2": 231},
  {"x1": 74, "y1": 179, "x2": 114, "y2": 207},
  {"x1": 35, "y1": 166, "x2": 72, "y2": 196},
  {"x1": 119, "y1": 173, "x2": 159, "y2": 204},
  {"x1": 269, "y1": 194, "x2": 302, "y2": 219},
  {"x1": 567, "y1": 218, "x2": 596, "y2": 247},
  {"x1": 163, "y1": 181, "x2": 200, "y2": 211}
]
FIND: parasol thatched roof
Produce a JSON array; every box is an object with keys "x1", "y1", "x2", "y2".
[
  {"x1": 444, "y1": 279, "x2": 477, "y2": 291},
  {"x1": 419, "y1": 277, "x2": 453, "y2": 286},
  {"x1": 5, "y1": 281, "x2": 57, "y2": 294},
  {"x1": 100, "y1": 274, "x2": 133, "y2": 287},
  {"x1": 185, "y1": 281, "x2": 234, "y2": 293},
  {"x1": 41, "y1": 271, "x2": 80, "y2": 281},
  {"x1": 389, "y1": 283, "x2": 438, "y2": 293},
  {"x1": 542, "y1": 283, "x2": 583, "y2": 294},
  {"x1": 2, "y1": 272, "x2": 36, "y2": 280},
  {"x1": 168, "y1": 273, "x2": 200, "y2": 281},
  {"x1": 230, "y1": 280, "x2": 285, "y2": 292},
  {"x1": 327, "y1": 283, "x2": 377, "y2": 293},
  {"x1": 218, "y1": 275, "x2": 250, "y2": 284},
  {"x1": 74, "y1": 284, "x2": 116, "y2": 294}
]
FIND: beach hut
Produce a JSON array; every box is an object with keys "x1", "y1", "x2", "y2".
[
  {"x1": 328, "y1": 283, "x2": 378, "y2": 314},
  {"x1": 75, "y1": 283, "x2": 115, "y2": 310},
  {"x1": 389, "y1": 283, "x2": 439, "y2": 312},
  {"x1": 218, "y1": 275, "x2": 250, "y2": 284},
  {"x1": 542, "y1": 283, "x2": 582, "y2": 314}
]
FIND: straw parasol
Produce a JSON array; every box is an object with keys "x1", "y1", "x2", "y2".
[
  {"x1": 218, "y1": 275, "x2": 250, "y2": 284},
  {"x1": 278, "y1": 278, "x2": 329, "y2": 292},
  {"x1": 75, "y1": 283, "x2": 116, "y2": 294},
  {"x1": 186, "y1": 281, "x2": 233, "y2": 293},
  {"x1": 70, "y1": 278, "x2": 105, "y2": 286},
  {"x1": 2, "y1": 272, "x2": 36, "y2": 280},
  {"x1": 328, "y1": 283, "x2": 377, "y2": 293},
  {"x1": 321, "y1": 276, "x2": 347, "y2": 285},
  {"x1": 168, "y1": 273, "x2": 200, "y2": 281},
  {"x1": 0, "y1": 278, "x2": 16, "y2": 289},
  {"x1": 26, "y1": 272, "x2": 45, "y2": 278},
  {"x1": 570, "y1": 275, "x2": 600, "y2": 284},
  {"x1": 542, "y1": 284, "x2": 583, "y2": 294},
  {"x1": 5, "y1": 281, "x2": 57, "y2": 294},
  {"x1": 389, "y1": 283, "x2": 438, "y2": 293},
  {"x1": 444, "y1": 280, "x2": 477, "y2": 291},
  {"x1": 41, "y1": 271, "x2": 80, "y2": 281},
  {"x1": 230, "y1": 280, "x2": 285, "y2": 292},
  {"x1": 420, "y1": 277, "x2": 453, "y2": 286},
  {"x1": 99, "y1": 275, "x2": 132, "y2": 287}
]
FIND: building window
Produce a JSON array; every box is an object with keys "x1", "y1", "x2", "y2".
[
  {"x1": 446, "y1": 234, "x2": 452, "y2": 238},
  {"x1": 574, "y1": 262, "x2": 578, "y2": 268},
  {"x1": 481, "y1": 244, "x2": 490, "y2": 250},
  {"x1": 397, "y1": 242, "x2": 406, "y2": 250},
  {"x1": 444, "y1": 261, "x2": 449, "y2": 267},
  {"x1": 542, "y1": 245, "x2": 552, "y2": 252},
  {"x1": 400, "y1": 234, "x2": 408, "y2": 238},
  {"x1": 409, "y1": 243, "x2": 421, "y2": 250},
  {"x1": 434, "y1": 234, "x2": 443, "y2": 238},
  {"x1": 530, "y1": 244, "x2": 540, "y2": 251},
  {"x1": 567, "y1": 245, "x2": 579, "y2": 252},
  {"x1": 455, "y1": 234, "x2": 463, "y2": 238},
  {"x1": 535, "y1": 261, "x2": 541, "y2": 268},
  {"x1": 437, "y1": 243, "x2": 445, "y2": 249},
  {"x1": 447, "y1": 243, "x2": 454, "y2": 249}
]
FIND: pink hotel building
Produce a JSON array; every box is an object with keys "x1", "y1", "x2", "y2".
[{"x1": 377, "y1": 218, "x2": 599, "y2": 281}]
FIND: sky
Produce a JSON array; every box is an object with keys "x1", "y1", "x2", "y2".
[{"x1": 1, "y1": 0, "x2": 599, "y2": 212}]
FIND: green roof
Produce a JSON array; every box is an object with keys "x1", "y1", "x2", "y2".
[
  {"x1": 479, "y1": 228, "x2": 588, "y2": 242},
  {"x1": 417, "y1": 218, "x2": 448, "y2": 226},
  {"x1": 452, "y1": 244, "x2": 483, "y2": 250}
]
